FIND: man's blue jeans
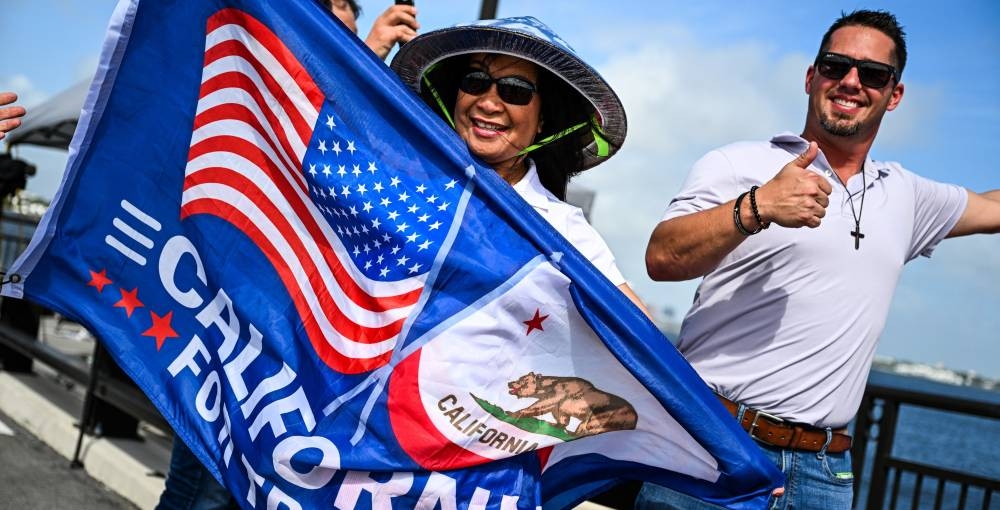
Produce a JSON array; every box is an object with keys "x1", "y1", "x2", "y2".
[
  {"x1": 636, "y1": 441, "x2": 854, "y2": 509},
  {"x1": 155, "y1": 438, "x2": 238, "y2": 510}
]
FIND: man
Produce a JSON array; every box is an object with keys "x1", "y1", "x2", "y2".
[
  {"x1": 641, "y1": 9, "x2": 999, "y2": 509},
  {"x1": 323, "y1": 0, "x2": 419, "y2": 60}
]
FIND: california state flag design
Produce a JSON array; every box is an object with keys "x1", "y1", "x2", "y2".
[{"x1": 388, "y1": 259, "x2": 720, "y2": 482}]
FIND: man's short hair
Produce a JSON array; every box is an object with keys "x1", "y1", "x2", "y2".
[{"x1": 818, "y1": 9, "x2": 908, "y2": 78}]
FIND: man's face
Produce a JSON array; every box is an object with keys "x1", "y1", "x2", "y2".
[
  {"x1": 804, "y1": 26, "x2": 904, "y2": 141},
  {"x1": 329, "y1": 0, "x2": 358, "y2": 34}
]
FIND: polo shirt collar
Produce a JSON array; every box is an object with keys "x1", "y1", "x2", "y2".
[
  {"x1": 771, "y1": 132, "x2": 888, "y2": 182},
  {"x1": 510, "y1": 160, "x2": 550, "y2": 212}
]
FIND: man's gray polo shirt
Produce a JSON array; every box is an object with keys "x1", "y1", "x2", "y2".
[{"x1": 661, "y1": 133, "x2": 967, "y2": 427}]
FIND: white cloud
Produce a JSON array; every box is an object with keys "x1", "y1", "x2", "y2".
[
  {"x1": 74, "y1": 54, "x2": 102, "y2": 83},
  {"x1": 570, "y1": 38, "x2": 811, "y2": 314},
  {"x1": 881, "y1": 234, "x2": 1000, "y2": 377},
  {"x1": 0, "y1": 74, "x2": 50, "y2": 108},
  {"x1": 873, "y1": 83, "x2": 941, "y2": 149}
]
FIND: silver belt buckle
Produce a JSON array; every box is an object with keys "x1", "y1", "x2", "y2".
[{"x1": 749, "y1": 409, "x2": 784, "y2": 440}]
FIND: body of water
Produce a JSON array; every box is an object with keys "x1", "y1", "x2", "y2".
[{"x1": 854, "y1": 371, "x2": 1000, "y2": 509}]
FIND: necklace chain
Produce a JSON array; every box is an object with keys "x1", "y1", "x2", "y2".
[{"x1": 834, "y1": 166, "x2": 867, "y2": 250}]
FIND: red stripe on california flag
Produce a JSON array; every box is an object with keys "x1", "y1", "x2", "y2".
[
  {"x1": 536, "y1": 446, "x2": 553, "y2": 469},
  {"x1": 181, "y1": 197, "x2": 396, "y2": 374},
  {"x1": 388, "y1": 349, "x2": 494, "y2": 469},
  {"x1": 206, "y1": 8, "x2": 324, "y2": 111},
  {"x1": 185, "y1": 137, "x2": 423, "y2": 312}
]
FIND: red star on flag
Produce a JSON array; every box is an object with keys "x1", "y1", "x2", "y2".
[
  {"x1": 114, "y1": 287, "x2": 144, "y2": 317},
  {"x1": 143, "y1": 311, "x2": 179, "y2": 351},
  {"x1": 87, "y1": 269, "x2": 113, "y2": 293},
  {"x1": 523, "y1": 308, "x2": 549, "y2": 335}
]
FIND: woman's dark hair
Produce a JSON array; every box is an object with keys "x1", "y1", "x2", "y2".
[{"x1": 421, "y1": 55, "x2": 594, "y2": 200}]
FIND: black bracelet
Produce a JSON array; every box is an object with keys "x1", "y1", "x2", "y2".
[
  {"x1": 749, "y1": 185, "x2": 769, "y2": 230},
  {"x1": 733, "y1": 191, "x2": 761, "y2": 236}
]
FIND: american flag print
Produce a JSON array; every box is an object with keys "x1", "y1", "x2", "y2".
[
  {"x1": 6, "y1": 2, "x2": 784, "y2": 506},
  {"x1": 180, "y1": 8, "x2": 461, "y2": 374}
]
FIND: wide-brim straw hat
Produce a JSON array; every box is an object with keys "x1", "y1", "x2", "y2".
[{"x1": 390, "y1": 16, "x2": 626, "y2": 171}]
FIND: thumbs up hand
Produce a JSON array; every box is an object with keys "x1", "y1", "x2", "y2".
[{"x1": 754, "y1": 142, "x2": 832, "y2": 229}]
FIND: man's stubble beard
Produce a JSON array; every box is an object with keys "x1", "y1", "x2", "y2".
[{"x1": 819, "y1": 112, "x2": 861, "y2": 137}]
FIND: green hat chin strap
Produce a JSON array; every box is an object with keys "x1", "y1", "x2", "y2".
[
  {"x1": 517, "y1": 113, "x2": 611, "y2": 158},
  {"x1": 421, "y1": 67, "x2": 611, "y2": 159},
  {"x1": 423, "y1": 71, "x2": 456, "y2": 130},
  {"x1": 589, "y1": 115, "x2": 611, "y2": 158}
]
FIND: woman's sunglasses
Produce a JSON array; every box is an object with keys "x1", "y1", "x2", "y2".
[
  {"x1": 459, "y1": 70, "x2": 537, "y2": 106},
  {"x1": 815, "y1": 52, "x2": 897, "y2": 89}
]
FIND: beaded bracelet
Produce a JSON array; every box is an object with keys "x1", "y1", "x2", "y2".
[
  {"x1": 733, "y1": 191, "x2": 761, "y2": 236},
  {"x1": 748, "y1": 185, "x2": 770, "y2": 231}
]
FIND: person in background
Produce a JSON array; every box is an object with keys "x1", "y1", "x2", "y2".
[
  {"x1": 157, "y1": 1, "x2": 419, "y2": 508},
  {"x1": 0, "y1": 92, "x2": 26, "y2": 141},
  {"x1": 390, "y1": 16, "x2": 648, "y2": 312},
  {"x1": 641, "y1": 9, "x2": 999, "y2": 509},
  {"x1": 322, "y1": 0, "x2": 419, "y2": 60}
]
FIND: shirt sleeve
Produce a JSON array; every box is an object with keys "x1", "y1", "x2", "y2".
[
  {"x1": 661, "y1": 149, "x2": 738, "y2": 222},
  {"x1": 906, "y1": 168, "x2": 968, "y2": 261}
]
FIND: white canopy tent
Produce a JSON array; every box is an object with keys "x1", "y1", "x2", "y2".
[{"x1": 6, "y1": 80, "x2": 89, "y2": 151}]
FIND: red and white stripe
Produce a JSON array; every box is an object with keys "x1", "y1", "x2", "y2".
[{"x1": 180, "y1": 9, "x2": 422, "y2": 374}]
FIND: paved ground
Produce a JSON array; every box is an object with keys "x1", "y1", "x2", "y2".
[
  {"x1": 0, "y1": 367, "x2": 169, "y2": 509},
  {"x1": 0, "y1": 407, "x2": 138, "y2": 509}
]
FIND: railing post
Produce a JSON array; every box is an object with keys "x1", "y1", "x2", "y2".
[
  {"x1": 88, "y1": 342, "x2": 142, "y2": 439},
  {"x1": 866, "y1": 398, "x2": 900, "y2": 510},
  {"x1": 70, "y1": 343, "x2": 102, "y2": 469},
  {"x1": 0, "y1": 294, "x2": 39, "y2": 372},
  {"x1": 852, "y1": 393, "x2": 875, "y2": 506}
]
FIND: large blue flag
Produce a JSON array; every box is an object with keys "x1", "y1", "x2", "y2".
[{"x1": 3, "y1": 0, "x2": 782, "y2": 508}]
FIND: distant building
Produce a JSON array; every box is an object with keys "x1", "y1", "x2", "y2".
[{"x1": 872, "y1": 355, "x2": 998, "y2": 391}]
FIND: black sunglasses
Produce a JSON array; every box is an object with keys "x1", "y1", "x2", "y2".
[
  {"x1": 815, "y1": 52, "x2": 897, "y2": 89},
  {"x1": 459, "y1": 70, "x2": 537, "y2": 106}
]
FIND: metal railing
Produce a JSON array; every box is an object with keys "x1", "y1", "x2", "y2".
[
  {"x1": 0, "y1": 320, "x2": 168, "y2": 433},
  {"x1": 2, "y1": 210, "x2": 999, "y2": 507},
  {"x1": 0, "y1": 209, "x2": 35, "y2": 271},
  {"x1": 852, "y1": 370, "x2": 1000, "y2": 509},
  {"x1": 0, "y1": 209, "x2": 167, "y2": 469}
]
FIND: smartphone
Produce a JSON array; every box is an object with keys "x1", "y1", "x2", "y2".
[{"x1": 395, "y1": 0, "x2": 414, "y2": 5}]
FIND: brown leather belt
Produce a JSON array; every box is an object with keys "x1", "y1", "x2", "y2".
[{"x1": 717, "y1": 395, "x2": 852, "y2": 453}]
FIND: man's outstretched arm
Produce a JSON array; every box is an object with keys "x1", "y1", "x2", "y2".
[{"x1": 948, "y1": 189, "x2": 1000, "y2": 237}]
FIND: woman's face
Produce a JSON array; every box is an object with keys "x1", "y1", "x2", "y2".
[{"x1": 453, "y1": 54, "x2": 542, "y2": 174}]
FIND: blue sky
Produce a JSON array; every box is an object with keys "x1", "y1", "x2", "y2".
[{"x1": 1, "y1": 0, "x2": 998, "y2": 378}]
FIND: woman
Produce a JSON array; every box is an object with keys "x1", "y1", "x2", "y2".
[{"x1": 390, "y1": 16, "x2": 647, "y2": 311}]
